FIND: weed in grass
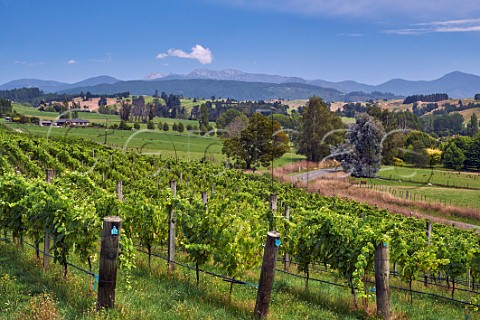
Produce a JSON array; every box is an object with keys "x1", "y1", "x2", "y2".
[{"x1": 21, "y1": 293, "x2": 59, "y2": 320}]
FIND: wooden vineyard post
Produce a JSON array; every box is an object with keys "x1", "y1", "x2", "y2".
[
  {"x1": 254, "y1": 231, "x2": 281, "y2": 319},
  {"x1": 43, "y1": 169, "x2": 55, "y2": 271},
  {"x1": 202, "y1": 191, "x2": 208, "y2": 205},
  {"x1": 116, "y1": 180, "x2": 123, "y2": 202},
  {"x1": 283, "y1": 205, "x2": 290, "y2": 272},
  {"x1": 168, "y1": 180, "x2": 177, "y2": 271},
  {"x1": 425, "y1": 220, "x2": 432, "y2": 286},
  {"x1": 374, "y1": 242, "x2": 390, "y2": 320},
  {"x1": 269, "y1": 193, "x2": 277, "y2": 231},
  {"x1": 270, "y1": 194, "x2": 277, "y2": 213},
  {"x1": 97, "y1": 216, "x2": 122, "y2": 310}
]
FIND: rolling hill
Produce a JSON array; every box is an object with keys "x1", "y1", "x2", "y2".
[
  {"x1": 0, "y1": 76, "x2": 120, "y2": 93},
  {"x1": 58, "y1": 79, "x2": 346, "y2": 101}
]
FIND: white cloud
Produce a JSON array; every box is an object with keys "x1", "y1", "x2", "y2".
[
  {"x1": 385, "y1": 18, "x2": 480, "y2": 35},
  {"x1": 156, "y1": 44, "x2": 213, "y2": 64},
  {"x1": 67, "y1": 59, "x2": 78, "y2": 64}
]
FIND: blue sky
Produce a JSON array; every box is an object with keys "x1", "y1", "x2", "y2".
[{"x1": 1, "y1": 0, "x2": 480, "y2": 85}]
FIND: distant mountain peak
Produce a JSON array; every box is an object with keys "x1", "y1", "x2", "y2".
[
  {"x1": 144, "y1": 72, "x2": 167, "y2": 80},
  {"x1": 187, "y1": 68, "x2": 245, "y2": 78}
]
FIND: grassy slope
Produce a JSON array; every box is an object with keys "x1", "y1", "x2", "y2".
[
  {"x1": 459, "y1": 107, "x2": 480, "y2": 123},
  {"x1": 377, "y1": 166, "x2": 480, "y2": 189},
  {"x1": 6, "y1": 123, "x2": 223, "y2": 161},
  {"x1": 360, "y1": 166, "x2": 480, "y2": 211},
  {"x1": 5, "y1": 122, "x2": 303, "y2": 166}
]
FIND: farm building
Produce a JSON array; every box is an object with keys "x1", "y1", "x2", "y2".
[{"x1": 53, "y1": 118, "x2": 90, "y2": 127}]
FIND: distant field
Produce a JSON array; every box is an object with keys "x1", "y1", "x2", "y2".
[
  {"x1": 378, "y1": 166, "x2": 480, "y2": 189},
  {"x1": 280, "y1": 99, "x2": 307, "y2": 111},
  {"x1": 12, "y1": 103, "x2": 210, "y2": 128},
  {"x1": 341, "y1": 117, "x2": 355, "y2": 124},
  {"x1": 364, "y1": 178, "x2": 480, "y2": 210},
  {"x1": 360, "y1": 165, "x2": 480, "y2": 211},
  {"x1": 5, "y1": 122, "x2": 302, "y2": 167},
  {"x1": 6, "y1": 123, "x2": 223, "y2": 161},
  {"x1": 459, "y1": 107, "x2": 480, "y2": 123}
]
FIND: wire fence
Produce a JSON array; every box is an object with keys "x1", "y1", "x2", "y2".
[
  {"x1": 2, "y1": 235, "x2": 480, "y2": 309},
  {"x1": 1, "y1": 237, "x2": 100, "y2": 291}
]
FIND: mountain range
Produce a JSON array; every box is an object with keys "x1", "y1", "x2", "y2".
[
  {"x1": 1, "y1": 69, "x2": 480, "y2": 100},
  {"x1": 0, "y1": 75, "x2": 119, "y2": 93}
]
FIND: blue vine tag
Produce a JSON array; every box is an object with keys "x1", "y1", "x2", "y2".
[{"x1": 111, "y1": 226, "x2": 119, "y2": 236}]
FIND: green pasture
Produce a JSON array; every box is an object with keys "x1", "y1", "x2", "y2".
[
  {"x1": 364, "y1": 178, "x2": 480, "y2": 211},
  {"x1": 12, "y1": 103, "x2": 205, "y2": 128},
  {"x1": 341, "y1": 117, "x2": 355, "y2": 124},
  {"x1": 378, "y1": 166, "x2": 480, "y2": 189}
]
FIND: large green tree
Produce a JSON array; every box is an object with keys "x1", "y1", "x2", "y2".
[
  {"x1": 464, "y1": 137, "x2": 480, "y2": 170},
  {"x1": 0, "y1": 99, "x2": 12, "y2": 117},
  {"x1": 332, "y1": 113, "x2": 385, "y2": 178},
  {"x1": 222, "y1": 113, "x2": 289, "y2": 170},
  {"x1": 442, "y1": 143, "x2": 466, "y2": 170},
  {"x1": 216, "y1": 109, "x2": 248, "y2": 137},
  {"x1": 466, "y1": 113, "x2": 479, "y2": 137},
  {"x1": 405, "y1": 140, "x2": 429, "y2": 167},
  {"x1": 297, "y1": 97, "x2": 344, "y2": 162},
  {"x1": 199, "y1": 104, "x2": 209, "y2": 135}
]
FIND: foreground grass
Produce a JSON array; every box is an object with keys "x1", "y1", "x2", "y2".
[{"x1": 1, "y1": 240, "x2": 476, "y2": 319}]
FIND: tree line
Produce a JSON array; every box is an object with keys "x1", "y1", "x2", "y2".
[
  {"x1": 403, "y1": 93, "x2": 449, "y2": 104},
  {"x1": 0, "y1": 87, "x2": 129, "y2": 106}
]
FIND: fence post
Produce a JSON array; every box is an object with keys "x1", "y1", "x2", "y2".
[
  {"x1": 43, "y1": 169, "x2": 55, "y2": 271},
  {"x1": 202, "y1": 191, "x2": 208, "y2": 205},
  {"x1": 269, "y1": 193, "x2": 277, "y2": 230},
  {"x1": 283, "y1": 205, "x2": 290, "y2": 272},
  {"x1": 254, "y1": 231, "x2": 281, "y2": 319},
  {"x1": 116, "y1": 180, "x2": 123, "y2": 202},
  {"x1": 270, "y1": 194, "x2": 277, "y2": 213},
  {"x1": 97, "y1": 216, "x2": 122, "y2": 310},
  {"x1": 425, "y1": 221, "x2": 432, "y2": 286},
  {"x1": 374, "y1": 242, "x2": 390, "y2": 320},
  {"x1": 168, "y1": 180, "x2": 177, "y2": 271}
]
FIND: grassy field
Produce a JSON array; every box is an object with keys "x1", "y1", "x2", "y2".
[
  {"x1": 459, "y1": 107, "x2": 480, "y2": 124},
  {"x1": 378, "y1": 166, "x2": 480, "y2": 189},
  {"x1": 341, "y1": 117, "x2": 355, "y2": 124},
  {"x1": 363, "y1": 178, "x2": 480, "y2": 210},
  {"x1": 0, "y1": 240, "x2": 474, "y2": 320},
  {"x1": 12, "y1": 103, "x2": 206, "y2": 128},
  {"x1": 357, "y1": 166, "x2": 480, "y2": 212}
]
